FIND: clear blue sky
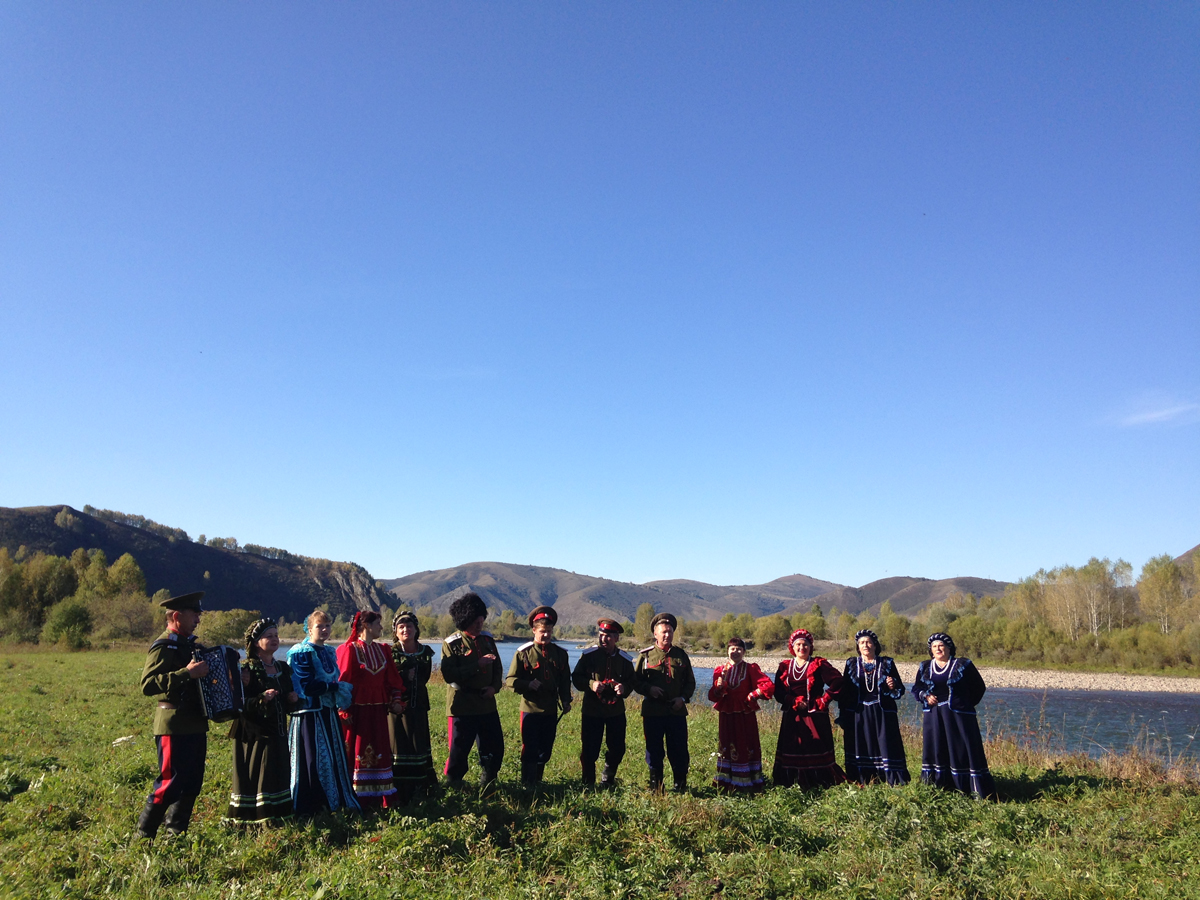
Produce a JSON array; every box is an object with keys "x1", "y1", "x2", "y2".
[{"x1": 1, "y1": 3, "x2": 1196, "y2": 588}]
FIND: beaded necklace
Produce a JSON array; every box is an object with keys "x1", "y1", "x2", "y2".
[
  {"x1": 860, "y1": 657, "x2": 878, "y2": 694},
  {"x1": 789, "y1": 658, "x2": 812, "y2": 704}
]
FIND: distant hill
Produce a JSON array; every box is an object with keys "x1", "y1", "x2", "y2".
[
  {"x1": 0, "y1": 505, "x2": 387, "y2": 623},
  {"x1": 382, "y1": 563, "x2": 845, "y2": 626},
  {"x1": 785, "y1": 575, "x2": 1012, "y2": 619},
  {"x1": 1176, "y1": 543, "x2": 1199, "y2": 569}
]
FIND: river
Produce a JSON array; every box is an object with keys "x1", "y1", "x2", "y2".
[{"x1": 278, "y1": 639, "x2": 1200, "y2": 760}]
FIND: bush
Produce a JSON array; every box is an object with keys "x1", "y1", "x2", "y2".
[
  {"x1": 40, "y1": 599, "x2": 92, "y2": 650},
  {"x1": 195, "y1": 609, "x2": 262, "y2": 647}
]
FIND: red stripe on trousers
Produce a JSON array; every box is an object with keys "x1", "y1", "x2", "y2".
[
  {"x1": 443, "y1": 716, "x2": 453, "y2": 775},
  {"x1": 152, "y1": 736, "x2": 174, "y2": 804}
]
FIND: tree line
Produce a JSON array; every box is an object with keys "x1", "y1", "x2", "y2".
[{"x1": 4, "y1": 541, "x2": 1196, "y2": 672}]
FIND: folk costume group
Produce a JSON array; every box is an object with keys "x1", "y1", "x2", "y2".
[{"x1": 137, "y1": 592, "x2": 996, "y2": 838}]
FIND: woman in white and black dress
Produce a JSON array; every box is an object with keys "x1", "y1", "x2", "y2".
[
  {"x1": 911, "y1": 632, "x2": 995, "y2": 798},
  {"x1": 839, "y1": 629, "x2": 909, "y2": 785}
]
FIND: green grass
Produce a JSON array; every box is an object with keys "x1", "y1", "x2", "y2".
[{"x1": 0, "y1": 649, "x2": 1197, "y2": 899}]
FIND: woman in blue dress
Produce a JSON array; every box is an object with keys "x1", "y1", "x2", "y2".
[
  {"x1": 287, "y1": 609, "x2": 360, "y2": 814},
  {"x1": 840, "y1": 629, "x2": 909, "y2": 785},
  {"x1": 911, "y1": 632, "x2": 995, "y2": 798}
]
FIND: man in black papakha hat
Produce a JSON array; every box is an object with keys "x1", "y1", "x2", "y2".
[
  {"x1": 634, "y1": 612, "x2": 696, "y2": 792},
  {"x1": 571, "y1": 618, "x2": 636, "y2": 787},
  {"x1": 440, "y1": 592, "x2": 505, "y2": 791},
  {"x1": 506, "y1": 605, "x2": 572, "y2": 786},
  {"x1": 136, "y1": 591, "x2": 213, "y2": 838}
]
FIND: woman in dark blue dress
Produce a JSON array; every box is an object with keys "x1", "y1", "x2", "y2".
[
  {"x1": 840, "y1": 629, "x2": 909, "y2": 785},
  {"x1": 911, "y1": 632, "x2": 995, "y2": 798}
]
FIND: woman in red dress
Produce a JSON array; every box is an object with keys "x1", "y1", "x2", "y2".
[
  {"x1": 336, "y1": 611, "x2": 406, "y2": 808},
  {"x1": 772, "y1": 628, "x2": 846, "y2": 788},
  {"x1": 708, "y1": 636, "x2": 774, "y2": 792}
]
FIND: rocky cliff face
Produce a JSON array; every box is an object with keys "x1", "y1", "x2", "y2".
[{"x1": 307, "y1": 562, "x2": 389, "y2": 619}]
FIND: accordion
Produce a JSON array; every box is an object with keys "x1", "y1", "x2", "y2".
[{"x1": 193, "y1": 645, "x2": 245, "y2": 722}]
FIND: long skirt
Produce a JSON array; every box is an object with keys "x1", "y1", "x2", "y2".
[
  {"x1": 289, "y1": 708, "x2": 360, "y2": 814},
  {"x1": 845, "y1": 704, "x2": 910, "y2": 786},
  {"x1": 773, "y1": 709, "x2": 846, "y2": 788},
  {"x1": 920, "y1": 704, "x2": 995, "y2": 797},
  {"x1": 342, "y1": 703, "x2": 397, "y2": 805},
  {"x1": 714, "y1": 711, "x2": 765, "y2": 792},
  {"x1": 390, "y1": 709, "x2": 438, "y2": 803},
  {"x1": 227, "y1": 735, "x2": 292, "y2": 821}
]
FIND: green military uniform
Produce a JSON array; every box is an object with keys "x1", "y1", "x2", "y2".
[
  {"x1": 142, "y1": 630, "x2": 210, "y2": 735},
  {"x1": 506, "y1": 604, "x2": 573, "y2": 785},
  {"x1": 635, "y1": 640, "x2": 696, "y2": 790},
  {"x1": 440, "y1": 630, "x2": 505, "y2": 782},
  {"x1": 136, "y1": 590, "x2": 211, "y2": 838},
  {"x1": 634, "y1": 644, "x2": 696, "y2": 717},
  {"x1": 506, "y1": 640, "x2": 572, "y2": 715}
]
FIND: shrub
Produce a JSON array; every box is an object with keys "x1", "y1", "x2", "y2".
[{"x1": 40, "y1": 599, "x2": 92, "y2": 650}]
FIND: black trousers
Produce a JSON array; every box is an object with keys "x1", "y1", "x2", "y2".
[
  {"x1": 444, "y1": 712, "x2": 504, "y2": 781},
  {"x1": 519, "y1": 711, "x2": 559, "y2": 782},
  {"x1": 643, "y1": 716, "x2": 689, "y2": 778},
  {"x1": 580, "y1": 714, "x2": 627, "y2": 768},
  {"x1": 138, "y1": 733, "x2": 207, "y2": 837}
]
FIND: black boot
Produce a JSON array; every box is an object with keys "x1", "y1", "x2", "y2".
[
  {"x1": 672, "y1": 776, "x2": 688, "y2": 794},
  {"x1": 599, "y1": 764, "x2": 617, "y2": 788},
  {"x1": 479, "y1": 770, "x2": 499, "y2": 796},
  {"x1": 136, "y1": 802, "x2": 166, "y2": 840},
  {"x1": 163, "y1": 796, "x2": 196, "y2": 836},
  {"x1": 581, "y1": 761, "x2": 596, "y2": 786},
  {"x1": 648, "y1": 768, "x2": 664, "y2": 793}
]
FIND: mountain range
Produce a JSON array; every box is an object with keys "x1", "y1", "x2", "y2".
[
  {"x1": 14, "y1": 504, "x2": 1189, "y2": 628},
  {"x1": 381, "y1": 563, "x2": 1011, "y2": 626}
]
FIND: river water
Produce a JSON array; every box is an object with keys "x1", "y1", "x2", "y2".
[{"x1": 280, "y1": 640, "x2": 1200, "y2": 760}]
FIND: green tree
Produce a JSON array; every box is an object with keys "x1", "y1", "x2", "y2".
[
  {"x1": 1139, "y1": 555, "x2": 1184, "y2": 635},
  {"x1": 752, "y1": 614, "x2": 791, "y2": 650},
  {"x1": 634, "y1": 603, "x2": 656, "y2": 643}
]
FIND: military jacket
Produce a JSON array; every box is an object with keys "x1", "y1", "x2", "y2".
[
  {"x1": 141, "y1": 629, "x2": 209, "y2": 736},
  {"x1": 506, "y1": 640, "x2": 572, "y2": 716},
  {"x1": 571, "y1": 645, "x2": 636, "y2": 718},
  {"x1": 440, "y1": 631, "x2": 503, "y2": 717},
  {"x1": 634, "y1": 644, "x2": 696, "y2": 718}
]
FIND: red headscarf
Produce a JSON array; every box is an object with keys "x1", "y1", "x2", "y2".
[{"x1": 787, "y1": 628, "x2": 814, "y2": 657}]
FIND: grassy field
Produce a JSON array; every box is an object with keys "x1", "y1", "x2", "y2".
[{"x1": 0, "y1": 649, "x2": 1197, "y2": 900}]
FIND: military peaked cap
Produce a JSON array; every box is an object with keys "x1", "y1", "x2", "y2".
[
  {"x1": 528, "y1": 605, "x2": 558, "y2": 628},
  {"x1": 158, "y1": 591, "x2": 205, "y2": 612},
  {"x1": 650, "y1": 612, "x2": 677, "y2": 631},
  {"x1": 597, "y1": 618, "x2": 624, "y2": 634}
]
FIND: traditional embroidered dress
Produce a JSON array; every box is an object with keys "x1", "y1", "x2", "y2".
[
  {"x1": 911, "y1": 656, "x2": 995, "y2": 797},
  {"x1": 708, "y1": 661, "x2": 773, "y2": 792},
  {"x1": 840, "y1": 656, "x2": 909, "y2": 785},
  {"x1": 287, "y1": 639, "x2": 359, "y2": 814},
  {"x1": 389, "y1": 642, "x2": 438, "y2": 803},
  {"x1": 226, "y1": 658, "x2": 296, "y2": 821},
  {"x1": 337, "y1": 639, "x2": 406, "y2": 806},
  {"x1": 772, "y1": 656, "x2": 846, "y2": 788}
]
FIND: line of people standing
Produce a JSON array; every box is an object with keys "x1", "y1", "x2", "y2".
[{"x1": 136, "y1": 590, "x2": 995, "y2": 837}]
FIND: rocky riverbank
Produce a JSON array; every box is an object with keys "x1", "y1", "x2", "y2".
[{"x1": 687, "y1": 655, "x2": 1200, "y2": 693}]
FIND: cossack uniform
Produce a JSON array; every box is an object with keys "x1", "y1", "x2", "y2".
[
  {"x1": 634, "y1": 613, "x2": 696, "y2": 792},
  {"x1": 506, "y1": 606, "x2": 572, "y2": 784},
  {"x1": 571, "y1": 618, "x2": 636, "y2": 786},
  {"x1": 440, "y1": 621, "x2": 504, "y2": 787},
  {"x1": 136, "y1": 591, "x2": 210, "y2": 838}
]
